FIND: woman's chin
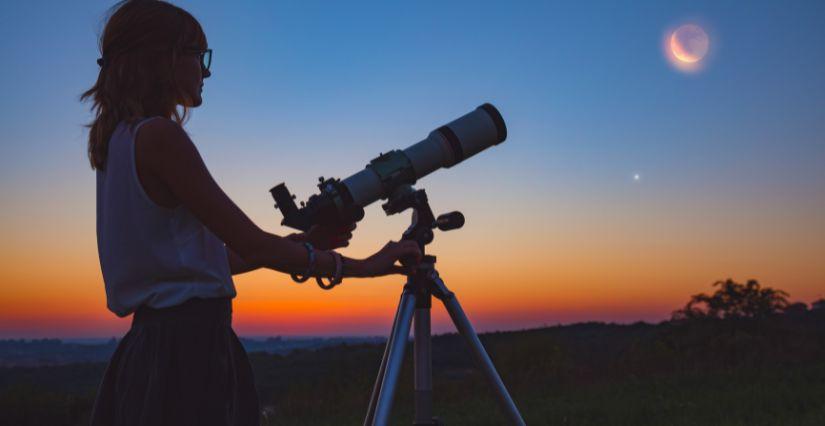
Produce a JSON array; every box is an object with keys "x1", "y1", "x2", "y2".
[{"x1": 179, "y1": 96, "x2": 203, "y2": 108}]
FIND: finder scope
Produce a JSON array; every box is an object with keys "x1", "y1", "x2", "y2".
[{"x1": 271, "y1": 103, "x2": 507, "y2": 231}]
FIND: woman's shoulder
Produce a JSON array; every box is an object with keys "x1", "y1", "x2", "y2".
[
  {"x1": 135, "y1": 116, "x2": 181, "y2": 134},
  {"x1": 135, "y1": 117, "x2": 189, "y2": 148},
  {"x1": 135, "y1": 117, "x2": 200, "y2": 173},
  {"x1": 133, "y1": 117, "x2": 197, "y2": 208}
]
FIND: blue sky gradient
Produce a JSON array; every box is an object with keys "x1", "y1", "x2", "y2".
[{"x1": 1, "y1": 0, "x2": 823, "y2": 337}]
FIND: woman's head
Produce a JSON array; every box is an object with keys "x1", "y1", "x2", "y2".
[{"x1": 82, "y1": 0, "x2": 210, "y2": 170}]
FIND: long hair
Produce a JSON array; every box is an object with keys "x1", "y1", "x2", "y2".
[{"x1": 81, "y1": 0, "x2": 207, "y2": 170}]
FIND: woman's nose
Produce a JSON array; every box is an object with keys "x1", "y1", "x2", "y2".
[{"x1": 203, "y1": 68, "x2": 212, "y2": 79}]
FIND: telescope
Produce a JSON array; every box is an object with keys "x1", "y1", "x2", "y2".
[
  {"x1": 270, "y1": 103, "x2": 507, "y2": 231},
  {"x1": 270, "y1": 103, "x2": 525, "y2": 425}
]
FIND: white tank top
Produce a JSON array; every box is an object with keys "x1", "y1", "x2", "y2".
[{"x1": 96, "y1": 117, "x2": 236, "y2": 317}]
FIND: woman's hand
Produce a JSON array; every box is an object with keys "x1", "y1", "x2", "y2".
[
  {"x1": 290, "y1": 223, "x2": 356, "y2": 250},
  {"x1": 350, "y1": 240, "x2": 423, "y2": 278}
]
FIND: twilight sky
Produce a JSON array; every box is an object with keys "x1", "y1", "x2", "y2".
[{"x1": 1, "y1": 0, "x2": 823, "y2": 338}]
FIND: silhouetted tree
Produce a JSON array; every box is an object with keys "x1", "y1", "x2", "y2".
[
  {"x1": 671, "y1": 279, "x2": 789, "y2": 321},
  {"x1": 783, "y1": 302, "x2": 808, "y2": 317},
  {"x1": 812, "y1": 299, "x2": 825, "y2": 311}
]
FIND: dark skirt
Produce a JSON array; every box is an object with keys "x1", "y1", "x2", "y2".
[{"x1": 90, "y1": 297, "x2": 260, "y2": 426}]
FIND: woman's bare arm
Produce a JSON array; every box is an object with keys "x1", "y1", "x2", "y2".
[
  {"x1": 226, "y1": 234, "x2": 304, "y2": 276},
  {"x1": 135, "y1": 118, "x2": 344, "y2": 277},
  {"x1": 226, "y1": 246, "x2": 256, "y2": 275}
]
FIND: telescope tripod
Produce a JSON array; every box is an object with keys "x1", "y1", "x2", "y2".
[{"x1": 363, "y1": 187, "x2": 525, "y2": 426}]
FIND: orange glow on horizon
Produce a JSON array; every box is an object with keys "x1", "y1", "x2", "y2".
[
  {"x1": 2, "y1": 252, "x2": 823, "y2": 339},
  {"x1": 1, "y1": 182, "x2": 823, "y2": 339}
]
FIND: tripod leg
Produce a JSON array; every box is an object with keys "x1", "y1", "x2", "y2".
[
  {"x1": 414, "y1": 294, "x2": 434, "y2": 425},
  {"x1": 439, "y1": 288, "x2": 526, "y2": 425},
  {"x1": 364, "y1": 293, "x2": 406, "y2": 426},
  {"x1": 372, "y1": 289, "x2": 417, "y2": 426}
]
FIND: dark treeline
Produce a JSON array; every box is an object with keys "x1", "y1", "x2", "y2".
[
  {"x1": 0, "y1": 336, "x2": 386, "y2": 367},
  {"x1": 0, "y1": 339, "x2": 118, "y2": 367},
  {"x1": 2, "y1": 280, "x2": 824, "y2": 425}
]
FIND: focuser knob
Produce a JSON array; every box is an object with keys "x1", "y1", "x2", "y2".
[{"x1": 436, "y1": 211, "x2": 465, "y2": 231}]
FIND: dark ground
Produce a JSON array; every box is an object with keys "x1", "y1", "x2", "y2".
[{"x1": 2, "y1": 312, "x2": 824, "y2": 425}]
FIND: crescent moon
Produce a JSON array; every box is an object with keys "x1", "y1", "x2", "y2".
[{"x1": 670, "y1": 33, "x2": 699, "y2": 63}]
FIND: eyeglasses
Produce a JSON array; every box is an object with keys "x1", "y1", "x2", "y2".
[{"x1": 184, "y1": 48, "x2": 212, "y2": 72}]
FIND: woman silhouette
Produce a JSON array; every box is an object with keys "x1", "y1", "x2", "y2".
[{"x1": 82, "y1": 1, "x2": 421, "y2": 425}]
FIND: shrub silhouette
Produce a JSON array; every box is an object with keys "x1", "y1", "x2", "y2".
[
  {"x1": 784, "y1": 302, "x2": 808, "y2": 316},
  {"x1": 672, "y1": 279, "x2": 789, "y2": 320}
]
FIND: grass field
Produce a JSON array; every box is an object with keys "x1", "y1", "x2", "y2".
[{"x1": 2, "y1": 315, "x2": 824, "y2": 425}]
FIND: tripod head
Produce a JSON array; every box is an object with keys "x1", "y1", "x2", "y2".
[
  {"x1": 365, "y1": 186, "x2": 525, "y2": 426},
  {"x1": 382, "y1": 185, "x2": 464, "y2": 254}
]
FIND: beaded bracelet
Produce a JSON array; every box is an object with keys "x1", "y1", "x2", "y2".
[
  {"x1": 316, "y1": 251, "x2": 344, "y2": 290},
  {"x1": 291, "y1": 242, "x2": 316, "y2": 283}
]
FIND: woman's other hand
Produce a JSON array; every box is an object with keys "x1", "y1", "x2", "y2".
[{"x1": 350, "y1": 240, "x2": 423, "y2": 278}]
